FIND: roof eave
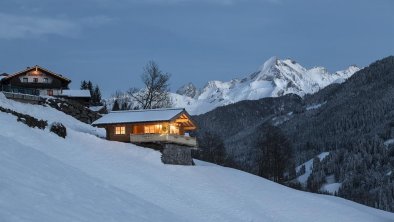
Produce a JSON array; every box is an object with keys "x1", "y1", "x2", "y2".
[
  {"x1": 92, "y1": 119, "x2": 173, "y2": 126},
  {"x1": 3, "y1": 65, "x2": 71, "y2": 83}
]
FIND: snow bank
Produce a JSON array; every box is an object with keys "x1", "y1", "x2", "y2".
[
  {"x1": 0, "y1": 135, "x2": 179, "y2": 222},
  {"x1": 0, "y1": 92, "x2": 105, "y2": 137}
]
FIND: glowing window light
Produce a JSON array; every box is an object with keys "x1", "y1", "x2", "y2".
[
  {"x1": 115, "y1": 126, "x2": 126, "y2": 135},
  {"x1": 144, "y1": 124, "x2": 162, "y2": 134},
  {"x1": 169, "y1": 124, "x2": 179, "y2": 135}
]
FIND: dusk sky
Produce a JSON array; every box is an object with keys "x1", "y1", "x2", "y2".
[{"x1": 0, "y1": 0, "x2": 393, "y2": 96}]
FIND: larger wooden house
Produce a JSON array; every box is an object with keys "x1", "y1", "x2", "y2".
[
  {"x1": 0, "y1": 65, "x2": 71, "y2": 96},
  {"x1": 92, "y1": 108, "x2": 198, "y2": 147},
  {"x1": 0, "y1": 65, "x2": 91, "y2": 105}
]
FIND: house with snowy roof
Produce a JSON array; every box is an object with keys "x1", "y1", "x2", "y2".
[
  {"x1": 0, "y1": 65, "x2": 91, "y2": 105},
  {"x1": 57, "y1": 90, "x2": 92, "y2": 106},
  {"x1": 92, "y1": 108, "x2": 198, "y2": 147}
]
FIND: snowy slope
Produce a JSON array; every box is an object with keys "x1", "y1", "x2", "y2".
[
  {"x1": 1, "y1": 95, "x2": 393, "y2": 222},
  {"x1": 173, "y1": 57, "x2": 360, "y2": 114},
  {"x1": 295, "y1": 152, "x2": 343, "y2": 194},
  {"x1": 296, "y1": 152, "x2": 330, "y2": 186},
  {"x1": 0, "y1": 93, "x2": 105, "y2": 137},
  {"x1": 0, "y1": 136, "x2": 179, "y2": 222}
]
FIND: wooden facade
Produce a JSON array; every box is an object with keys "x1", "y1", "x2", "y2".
[
  {"x1": 0, "y1": 65, "x2": 91, "y2": 106},
  {"x1": 93, "y1": 109, "x2": 198, "y2": 147},
  {"x1": 0, "y1": 65, "x2": 71, "y2": 96}
]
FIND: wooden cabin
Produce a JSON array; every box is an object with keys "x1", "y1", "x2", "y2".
[{"x1": 92, "y1": 108, "x2": 198, "y2": 147}]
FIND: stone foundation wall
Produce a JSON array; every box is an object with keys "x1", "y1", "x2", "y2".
[
  {"x1": 45, "y1": 98, "x2": 101, "y2": 124},
  {"x1": 161, "y1": 144, "x2": 194, "y2": 165}
]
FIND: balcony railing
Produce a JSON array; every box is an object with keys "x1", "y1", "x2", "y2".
[
  {"x1": 1, "y1": 85, "x2": 40, "y2": 96},
  {"x1": 2, "y1": 92, "x2": 44, "y2": 103},
  {"x1": 130, "y1": 134, "x2": 197, "y2": 147}
]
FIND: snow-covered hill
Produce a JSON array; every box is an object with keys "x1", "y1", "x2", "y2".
[
  {"x1": 173, "y1": 57, "x2": 360, "y2": 114},
  {"x1": 1, "y1": 94, "x2": 392, "y2": 222},
  {"x1": 295, "y1": 152, "x2": 339, "y2": 192}
]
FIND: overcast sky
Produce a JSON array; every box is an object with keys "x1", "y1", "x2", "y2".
[{"x1": 0, "y1": 0, "x2": 393, "y2": 96}]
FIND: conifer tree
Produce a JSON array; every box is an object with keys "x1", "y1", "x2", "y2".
[
  {"x1": 112, "y1": 100, "x2": 120, "y2": 111},
  {"x1": 92, "y1": 85, "x2": 102, "y2": 106},
  {"x1": 80, "y1": 80, "x2": 88, "y2": 90},
  {"x1": 87, "y1": 81, "x2": 93, "y2": 95}
]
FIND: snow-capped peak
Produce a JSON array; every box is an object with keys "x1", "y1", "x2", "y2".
[
  {"x1": 176, "y1": 82, "x2": 200, "y2": 98},
  {"x1": 335, "y1": 65, "x2": 360, "y2": 76},
  {"x1": 172, "y1": 57, "x2": 360, "y2": 115},
  {"x1": 259, "y1": 56, "x2": 279, "y2": 74}
]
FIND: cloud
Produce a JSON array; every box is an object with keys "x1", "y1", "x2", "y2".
[
  {"x1": 144, "y1": 0, "x2": 279, "y2": 5},
  {"x1": 80, "y1": 16, "x2": 114, "y2": 27},
  {"x1": 141, "y1": 0, "x2": 242, "y2": 5},
  {"x1": 0, "y1": 13, "x2": 113, "y2": 39},
  {"x1": 94, "y1": 0, "x2": 280, "y2": 6}
]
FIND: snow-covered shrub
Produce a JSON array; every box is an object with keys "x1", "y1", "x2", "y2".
[
  {"x1": 0, "y1": 105, "x2": 47, "y2": 129},
  {"x1": 50, "y1": 122, "x2": 67, "y2": 138}
]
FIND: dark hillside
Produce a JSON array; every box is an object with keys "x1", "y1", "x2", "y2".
[
  {"x1": 283, "y1": 56, "x2": 394, "y2": 160},
  {"x1": 194, "y1": 56, "x2": 394, "y2": 211},
  {"x1": 193, "y1": 94, "x2": 304, "y2": 170}
]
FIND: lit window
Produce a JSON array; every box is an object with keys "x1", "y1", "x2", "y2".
[
  {"x1": 144, "y1": 125, "x2": 155, "y2": 134},
  {"x1": 170, "y1": 125, "x2": 179, "y2": 135},
  {"x1": 115, "y1": 126, "x2": 125, "y2": 135},
  {"x1": 144, "y1": 124, "x2": 162, "y2": 134}
]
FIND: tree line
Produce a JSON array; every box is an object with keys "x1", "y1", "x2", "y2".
[{"x1": 194, "y1": 124, "x2": 295, "y2": 184}]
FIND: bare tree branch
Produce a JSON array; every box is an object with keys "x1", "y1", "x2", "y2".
[{"x1": 130, "y1": 61, "x2": 172, "y2": 109}]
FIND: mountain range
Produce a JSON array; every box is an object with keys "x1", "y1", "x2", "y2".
[{"x1": 172, "y1": 57, "x2": 360, "y2": 115}]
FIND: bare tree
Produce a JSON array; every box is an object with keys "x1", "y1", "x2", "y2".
[{"x1": 129, "y1": 61, "x2": 172, "y2": 109}]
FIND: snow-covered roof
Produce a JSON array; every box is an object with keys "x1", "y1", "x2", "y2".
[
  {"x1": 89, "y1": 106, "x2": 105, "y2": 112},
  {"x1": 60, "y1": 90, "x2": 91, "y2": 98},
  {"x1": 92, "y1": 108, "x2": 185, "y2": 125},
  {"x1": 0, "y1": 73, "x2": 8, "y2": 80},
  {"x1": 2, "y1": 65, "x2": 71, "y2": 82}
]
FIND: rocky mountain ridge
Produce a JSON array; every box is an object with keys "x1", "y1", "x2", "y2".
[{"x1": 173, "y1": 57, "x2": 360, "y2": 114}]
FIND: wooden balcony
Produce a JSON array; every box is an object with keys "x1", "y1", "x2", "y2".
[{"x1": 130, "y1": 134, "x2": 197, "y2": 147}]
